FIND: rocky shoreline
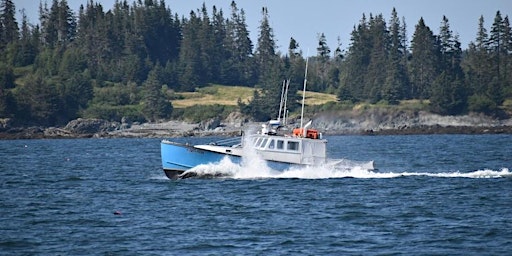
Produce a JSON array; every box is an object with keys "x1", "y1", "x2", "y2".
[{"x1": 1, "y1": 109, "x2": 512, "y2": 140}]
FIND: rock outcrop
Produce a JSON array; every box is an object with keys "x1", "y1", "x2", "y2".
[
  {"x1": 313, "y1": 109, "x2": 512, "y2": 135},
  {"x1": 1, "y1": 110, "x2": 512, "y2": 139},
  {"x1": 64, "y1": 118, "x2": 119, "y2": 134}
]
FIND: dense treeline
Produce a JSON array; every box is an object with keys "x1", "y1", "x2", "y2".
[{"x1": 0, "y1": 0, "x2": 511, "y2": 126}]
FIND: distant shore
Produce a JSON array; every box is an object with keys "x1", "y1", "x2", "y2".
[{"x1": 1, "y1": 110, "x2": 512, "y2": 140}]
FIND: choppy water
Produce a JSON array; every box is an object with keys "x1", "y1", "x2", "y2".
[{"x1": 1, "y1": 135, "x2": 511, "y2": 255}]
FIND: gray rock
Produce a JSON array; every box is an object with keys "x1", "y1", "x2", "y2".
[
  {"x1": 0, "y1": 118, "x2": 13, "y2": 131},
  {"x1": 199, "y1": 117, "x2": 221, "y2": 131},
  {"x1": 64, "y1": 118, "x2": 116, "y2": 134}
]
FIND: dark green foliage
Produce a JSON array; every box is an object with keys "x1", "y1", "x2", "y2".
[
  {"x1": 467, "y1": 94, "x2": 497, "y2": 114},
  {"x1": 239, "y1": 90, "x2": 269, "y2": 121},
  {"x1": 13, "y1": 73, "x2": 60, "y2": 125},
  {"x1": 430, "y1": 71, "x2": 467, "y2": 115},
  {"x1": 83, "y1": 104, "x2": 145, "y2": 122},
  {"x1": 0, "y1": 0, "x2": 19, "y2": 46},
  {"x1": 409, "y1": 18, "x2": 439, "y2": 100},
  {"x1": 58, "y1": 70, "x2": 93, "y2": 120},
  {"x1": 429, "y1": 16, "x2": 467, "y2": 115},
  {"x1": 180, "y1": 104, "x2": 234, "y2": 123},
  {"x1": 0, "y1": 1, "x2": 511, "y2": 126},
  {"x1": 0, "y1": 62, "x2": 16, "y2": 116},
  {"x1": 142, "y1": 66, "x2": 173, "y2": 122},
  {"x1": 338, "y1": 14, "x2": 372, "y2": 102},
  {"x1": 11, "y1": 11, "x2": 39, "y2": 66},
  {"x1": 239, "y1": 6, "x2": 290, "y2": 121}
]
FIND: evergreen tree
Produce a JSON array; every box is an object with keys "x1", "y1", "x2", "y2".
[
  {"x1": 365, "y1": 14, "x2": 389, "y2": 103},
  {"x1": 463, "y1": 15, "x2": 495, "y2": 113},
  {"x1": 243, "y1": 7, "x2": 283, "y2": 120},
  {"x1": 142, "y1": 65, "x2": 173, "y2": 121},
  {"x1": 409, "y1": 17, "x2": 440, "y2": 99},
  {"x1": 59, "y1": 70, "x2": 93, "y2": 121},
  {"x1": 311, "y1": 32, "x2": 330, "y2": 92},
  {"x1": 284, "y1": 37, "x2": 304, "y2": 110},
  {"x1": 138, "y1": 0, "x2": 179, "y2": 65},
  {"x1": 500, "y1": 15, "x2": 512, "y2": 98},
  {"x1": 254, "y1": 7, "x2": 278, "y2": 86},
  {"x1": 338, "y1": 14, "x2": 371, "y2": 102},
  {"x1": 430, "y1": 16, "x2": 466, "y2": 114},
  {"x1": 76, "y1": 1, "x2": 106, "y2": 79},
  {"x1": 223, "y1": 1, "x2": 254, "y2": 85},
  {"x1": 13, "y1": 10, "x2": 39, "y2": 66},
  {"x1": 487, "y1": 11, "x2": 507, "y2": 106},
  {"x1": 42, "y1": 0, "x2": 62, "y2": 48},
  {"x1": 14, "y1": 73, "x2": 59, "y2": 125},
  {"x1": 0, "y1": 0, "x2": 19, "y2": 47},
  {"x1": 383, "y1": 8, "x2": 408, "y2": 104},
  {"x1": 197, "y1": 3, "x2": 215, "y2": 83},
  {"x1": 0, "y1": 62, "x2": 16, "y2": 117},
  {"x1": 210, "y1": 5, "x2": 227, "y2": 84},
  {"x1": 178, "y1": 11, "x2": 204, "y2": 91}
]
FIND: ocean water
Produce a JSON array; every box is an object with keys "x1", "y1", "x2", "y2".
[{"x1": 1, "y1": 135, "x2": 511, "y2": 255}]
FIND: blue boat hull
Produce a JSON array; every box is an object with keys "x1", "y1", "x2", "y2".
[
  {"x1": 161, "y1": 141, "x2": 240, "y2": 179},
  {"x1": 161, "y1": 140, "x2": 294, "y2": 179}
]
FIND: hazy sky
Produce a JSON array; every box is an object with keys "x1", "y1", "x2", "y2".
[{"x1": 15, "y1": 0, "x2": 512, "y2": 55}]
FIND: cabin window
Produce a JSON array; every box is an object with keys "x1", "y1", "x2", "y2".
[
  {"x1": 260, "y1": 138, "x2": 268, "y2": 148},
  {"x1": 277, "y1": 140, "x2": 284, "y2": 150},
  {"x1": 254, "y1": 138, "x2": 262, "y2": 147},
  {"x1": 287, "y1": 141, "x2": 299, "y2": 151},
  {"x1": 268, "y1": 139, "x2": 275, "y2": 149}
]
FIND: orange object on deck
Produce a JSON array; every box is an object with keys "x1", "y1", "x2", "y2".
[{"x1": 292, "y1": 128, "x2": 319, "y2": 139}]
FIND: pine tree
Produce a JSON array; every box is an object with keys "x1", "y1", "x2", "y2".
[
  {"x1": 488, "y1": 11, "x2": 507, "y2": 106},
  {"x1": 338, "y1": 14, "x2": 371, "y2": 102},
  {"x1": 197, "y1": 3, "x2": 215, "y2": 83},
  {"x1": 40, "y1": 0, "x2": 77, "y2": 48},
  {"x1": 242, "y1": 7, "x2": 283, "y2": 120},
  {"x1": 142, "y1": 65, "x2": 173, "y2": 121},
  {"x1": 500, "y1": 16, "x2": 512, "y2": 97},
  {"x1": 59, "y1": 69, "x2": 93, "y2": 120},
  {"x1": 0, "y1": 62, "x2": 16, "y2": 117},
  {"x1": 0, "y1": 0, "x2": 19, "y2": 46},
  {"x1": 284, "y1": 37, "x2": 304, "y2": 110},
  {"x1": 464, "y1": 15, "x2": 495, "y2": 113},
  {"x1": 13, "y1": 10, "x2": 38, "y2": 66},
  {"x1": 365, "y1": 14, "x2": 389, "y2": 103},
  {"x1": 430, "y1": 16, "x2": 466, "y2": 115},
  {"x1": 254, "y1": 7, "x2": 278, "y2": 87},
  {"x1": 410, "y1": 17, "x2": 440, "y2": 99},
  {"x1": 383, "y1": 8, "x2": 408, "y2": 104},
  {"x1": 312, "y1": 32, "x2": 331, "y2": 92},
  {"x1": 179, "y1": 11, "x2": 204, "y2": 91},
  {"x1": 14, "y1": 73, "x2": 59, "y2": 125},
  {"x1": 224, "y1": 1, "x2": 254, "y2": 85}
]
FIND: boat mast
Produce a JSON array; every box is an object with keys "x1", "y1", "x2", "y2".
[
  {"x1": 277, "y1": 79, "x2": 290, "y2": 125},
  {"x1": 283, "y1": 80, "x2": 289, "y2": 125},
  {"x1": 300, "y1": 57, "x2": 309, "y2": 131},
  {"x1": 278, "y1": 80, "x2": 285, "y2": 122}
]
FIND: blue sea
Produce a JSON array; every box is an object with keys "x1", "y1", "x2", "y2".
[{"x1": 1, "y1": 135, "x2": 511, "y2": 255}]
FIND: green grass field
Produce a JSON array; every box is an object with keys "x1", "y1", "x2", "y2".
[{"x1": 172, "y1": 84, "x2": 338, "y2": 108}]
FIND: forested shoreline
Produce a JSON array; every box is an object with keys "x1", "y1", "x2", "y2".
[{"x1": 0, "y1": 0, "x2": 511, "y2": 130}]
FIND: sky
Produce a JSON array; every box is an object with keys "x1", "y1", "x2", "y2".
[{"x1": 14, "y1": 0, "x2": 512, "y2": 55}]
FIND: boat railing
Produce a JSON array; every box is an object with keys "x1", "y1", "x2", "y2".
[{"x1": 209, "y1": 137, "x2": 242, "y2": 147}]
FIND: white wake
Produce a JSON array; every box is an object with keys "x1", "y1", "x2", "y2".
[
  {"x1": 185, "y1": 158, "x2": 510, "y2": 180},
  {"x1": 181, "y1": 131, "x2": 510, "y2": 180}
]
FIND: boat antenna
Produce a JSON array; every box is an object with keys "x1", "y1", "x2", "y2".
[
  {"x1": 300, "y1": 54, "x2": 309, "y2": 130},
  {"x1": 283, "y1": 79, "x2": 289, "y2": 125},
  {"x1": 278, "y1": 80, "x2": 285, "y2": 122}
]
